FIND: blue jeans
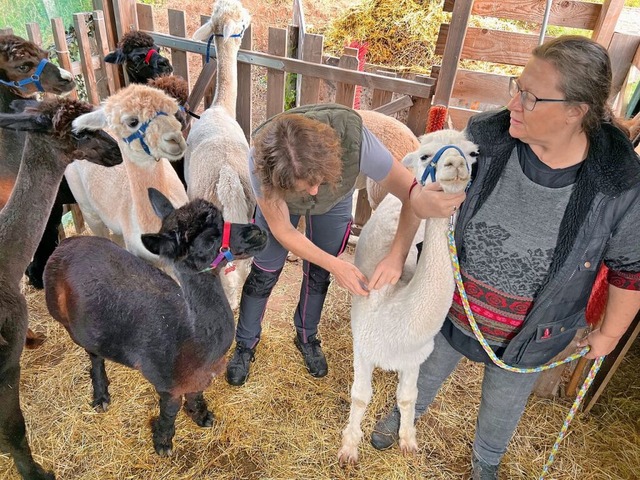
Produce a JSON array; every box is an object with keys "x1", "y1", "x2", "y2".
[{"x1": 406, "y1": 332, "x2": 541, "y2": 466}]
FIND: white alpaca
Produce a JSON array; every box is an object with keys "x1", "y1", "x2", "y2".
[
  {"x1": 65, "y1": 84, "x2": 188, "y2": 265},
  {"x1": 186, "y1": 0, "x2": 254, "y2": 310},
  {"x1": 338, "y1": 129, "x2": 478, "y2": 465}
]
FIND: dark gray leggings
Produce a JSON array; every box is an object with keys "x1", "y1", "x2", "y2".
[{"x1": 235, "y1": 195, "x2": 353, "y2": 347}]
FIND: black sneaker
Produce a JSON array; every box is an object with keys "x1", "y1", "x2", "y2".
[
  {"x1": 471, "y1": 453, "x2": 500, "y2": 480},
  {"x1": 294, "y1": 336, "x2": 328, "y2": 378},
  {"x1": 370, "y1": 410, "x2": 400, "y2": 450},
  {"x1": 226, "y1": 343, "x2": 255, "y2": 386}
]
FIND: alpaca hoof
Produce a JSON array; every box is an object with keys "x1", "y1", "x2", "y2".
[
  {"x1": 20, "y1": 464, "x2": 55, "y2": 480},
  {"x1": 91, "y1": 396, "x2": 111, "y2": 412},
  {"x1": 337, "y1": 445, "x2": 359, "y2": 467},
  {"x1": 399, "y1": 437, "x2": 419, "y2": 455},
  {"x1": 25, "y1": 328, "x2": 47, "y2": 349},
  {"x1": 195, "y1": 410, "x2": 214, "y2": 428},
  {"x1": 155, "y1": 445, "x2": 173, "y2": 457}
]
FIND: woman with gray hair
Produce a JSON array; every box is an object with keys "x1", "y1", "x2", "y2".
[{"x1": 374, "y1": 35, "x2": 640, "y2": 479}]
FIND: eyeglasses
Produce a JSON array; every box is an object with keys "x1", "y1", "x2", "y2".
[{"x1": 508, "y1": 77, "x2": 568, "y2": 111}]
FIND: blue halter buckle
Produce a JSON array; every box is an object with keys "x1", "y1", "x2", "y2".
[
  {"x1": 0, "y1": 58, "x2": 50, "y2": 92},
  {"x1": 122, "y1": 111, "x2": 168, "y2": 156},
  {"x1": 420, "y1": 144, "x2": 468, "y2": 185}
]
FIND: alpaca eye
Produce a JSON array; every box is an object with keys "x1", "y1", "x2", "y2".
[
  {"x1": 17, "y1": 64, "x2": 31, "y2": 72},
  {"x1": 127, "y1": 117, "x2": 140, "y2": 128},
  {"x1": 470, "y1": 151, "x2": 479, "y2": 157},
  {"x1": 420, "y1": 154, "x2": 431, "y2": 161}
]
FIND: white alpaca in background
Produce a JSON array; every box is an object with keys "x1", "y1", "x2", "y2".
[
  {"x1": 338, "y1": 129, "x2": 478, "y2": 465},
  {"x1": 186, "y1": 0, "x2": 254, "y2": 310}
]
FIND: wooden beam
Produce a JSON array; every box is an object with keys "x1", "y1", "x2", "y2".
[
  {"x1": 433, "y1": 0, "x2": 473, "y2": 107},
  {"x1": 436, "y1": 26, "x2": 549, "y2": 67},
  {"x1": 373, "y1": 95, "x2": 413, "y2": 116},
  {"x1": 74, "y1": 13, "x2": 100, "y2": 105},
  {"x1": 443, "y1": 0, "x2": 601, "y2": 30},
  {"x1": 406, "y1": 75, "x2": 433, "y2": 136},
  {"x1": 94, "y1": 0, "x2": 123, "y2": 89},
  {"x1": 236, "y1": 24, "x2": 253, "y2": 140},
  {"x1": 432, "y1": 66, "x2": 512, "y2": 107},
  {"x1": 145, "y1": 31, "x2": 435, "y2": 99},
  {"x1": 370, "y1": 70, "x2": 396, "y2": 109},
  {"x1": 136, "y1": 2, "x2": 154, "y2": 31}
]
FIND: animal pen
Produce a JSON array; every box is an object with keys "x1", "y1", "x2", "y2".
[{"x1": 1, "y1": 0, "x2": 640, "y2": 478}]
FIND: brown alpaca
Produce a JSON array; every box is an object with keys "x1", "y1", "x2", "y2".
[
  {"x1": 0, "y1": 34, "x2": 76, "y2": 290},
  {"x1": 44, "y1": 189, "x2": 267, "y2": 456},
  {"x1": 0, "y1": 98, "x2": 122, "y2": 480}
]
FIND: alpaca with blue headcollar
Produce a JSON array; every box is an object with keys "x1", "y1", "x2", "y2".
[
  {"x1": 338, "y1": 128, "x2": 478, "y2": 466},
  {"x1": 64, "y1": 84, "x2": 189, "y2": 268}
]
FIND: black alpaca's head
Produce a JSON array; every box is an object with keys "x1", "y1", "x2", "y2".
[
  {"x1": 105, "y1": 31, "x2": 173, "y2": 84},
  {"x1": 142, "y1": 188, "x2": 267, "y2": 272},
  {"x1": 0, "y1": 98, "x2": 123, "y2": 167}
]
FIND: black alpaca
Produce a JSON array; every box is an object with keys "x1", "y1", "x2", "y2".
[
  {"x1": 105, "y1": 31, "x2": 173, "y2": 83},
  {"x1": 0, "y1": 98, "x2": 123, "y2": 480},
  {"x1": 44, "y1": 189, "x2": 267, "y2": 456},
  {"x1": 0, "y1": 34, "x2": 77, "y2": 290}
]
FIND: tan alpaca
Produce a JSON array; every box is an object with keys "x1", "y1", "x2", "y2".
[
  {"x1": 186, "y1": 0, "x2": 254, "y2": 309},
  {"x1": 357, "y1": 110, "x2": 421, "y2": 209},
  {"x1": 65, "y1": 84, "x2": 188, "y2": 265}
]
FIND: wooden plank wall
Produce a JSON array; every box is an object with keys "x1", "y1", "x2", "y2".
[{"x1": 437, "y1": 0, "x2": 628, "y2": 129}]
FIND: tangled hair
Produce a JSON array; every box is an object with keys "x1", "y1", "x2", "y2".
[
  {"x1": 533, "y1": 35, "x2": 612, "y2": 135},
  {"x1": 118, "y1": 31, "x2": 155, "y2": 54},
  {"x1": 253, "y1": 114, "x2": 343, "y2": 199},
  {"x1": 148, "y1": 75, "x2": 188, "y2": 106},
  {"x1": 26, "y1": 97, "x2": 94, "y2": 139}
]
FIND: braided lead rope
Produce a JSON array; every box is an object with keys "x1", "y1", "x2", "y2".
[
  {"x1": 539, "y1": 355, "x2": 604, "y2": 479},
  {"x1": 446, "y1": 227, "x2": 604, "y2": 479}
]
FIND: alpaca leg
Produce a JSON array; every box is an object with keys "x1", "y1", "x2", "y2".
[
  {"x1": 25, "y1": 200, "x2": 62, "y2": 289},
  {"x1": 0, "y1": 365, "x2": 55, "y2": 480},
  {"x1": 183, "y1": 391, "x2": 214, "y2": 427},
  {"x1": 152, "y1": 391, "x2": 182, "y2": 456},
  {"x1": 338, "y1": 355, "x2": 374, "y2": 466},
  {"x1": 87, "y1": 352, "x2": 110, "y2": 412},
  {"x1": 397, "y1": 365, "x2": 420, "y2": 455}
]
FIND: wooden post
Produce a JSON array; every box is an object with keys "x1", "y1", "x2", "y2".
[
  {"x1": 591, "y1": 0, "x2": 624, "y2": 48},
  {"x1": 93, "y1": 0, "x2": 124, "y2": 89},
  {"x1": 74, "y1": 13, "x2": 100, "y2": 106},
  {"x1": 237, "y1": 24, "x2": 252, "y2": 140},
  {"x1": 112, "y1": 0, "x2": 137, "y2": 38},
  {"x1": 406, "y1": 74, "x2": 433, "y2": 136},
  {"x1": 168, "y1": 9, "x2": 190, "y2": 91},
  {"x1": 25, "y1": 23, "x2": 42, "y2": 45},
  {"x1": 94, "y1": 9, "x2": 118, "y2": 97},
  {"x1": 51, "y1": 18, "x2": 79, "y2": 100},
  {"x1": 370, "y1": 70, "x2": 397, "y2": 109},
  {"x1": 136, "y1": 2, "x2": 154, "y2": 31},
  {"x1": 266, "y1": 27, "x2": 287, "y2": 119},
  {"x1": 0, "y1": 28, "x2": 13, "y2": 35},
  {"x1": 583, "y1": 312, "x2": 640, "y2": 414},
  {"x1": 335, "y1": 47, "x2": 359, "y2": 107},
  {"x1": 200, "y1": 15, "x2": 216, "y2": 111},
  {"x1": 299, "y1": 33, "x2": 323, "y2": 106}
]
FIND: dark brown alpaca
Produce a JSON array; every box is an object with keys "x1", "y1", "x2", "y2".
[
  {"x1": 44, "y1": 189, "x2": 267, "y2": 456},
  {"x1": 0, "y1": 98, "x2": 122, "y2": 480},
  {"x1": 0, "y1": 34, "x2": 77, "y2": 291},
  {"x1": 105, "y1": 31, "x2": 173, "y2": 84}
]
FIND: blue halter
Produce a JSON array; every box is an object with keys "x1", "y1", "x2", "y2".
[
  {"x1": 122, "y1": 112, "x2": 168, "y2": 156},
  {"x1": 0, "y1": 58, "x2": 50, "y2": 92},
  {"x1": 420, "y1": 145, "x2": 468, "y2": 185},
  {"x1": 205, "y1": 24, "x2": 247, "y2": 63}
]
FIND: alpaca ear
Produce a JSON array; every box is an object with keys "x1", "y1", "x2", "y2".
[
  {"x1": 141, "y1": 233, "x2": 174, "y2": 256},
  {"x1": 148, "y1": 187, "x2": 175, "y2": 220},
  {"x1": 72, "y1": 109, "x2": 108, "y2": 133},
  {"x1": 0, "y1": 112, "x2": 52, "y2": 132},
  {"x1": 192, "y1": 22, "x2": 213, "y2": 42},
  {"x1": 104, "y1": 49, "x2": 126, "y2": 64}
]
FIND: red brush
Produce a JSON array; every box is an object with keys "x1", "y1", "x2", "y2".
[
  {"x1": 426, "y1": 104, "x2": 448, "y2": 133},
  {"x1": 585, "y1": 265, "x2": 609, "y2": 326},
  {"x1": 348, "y1": 40, "x2": 369, "y2": 110}
]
